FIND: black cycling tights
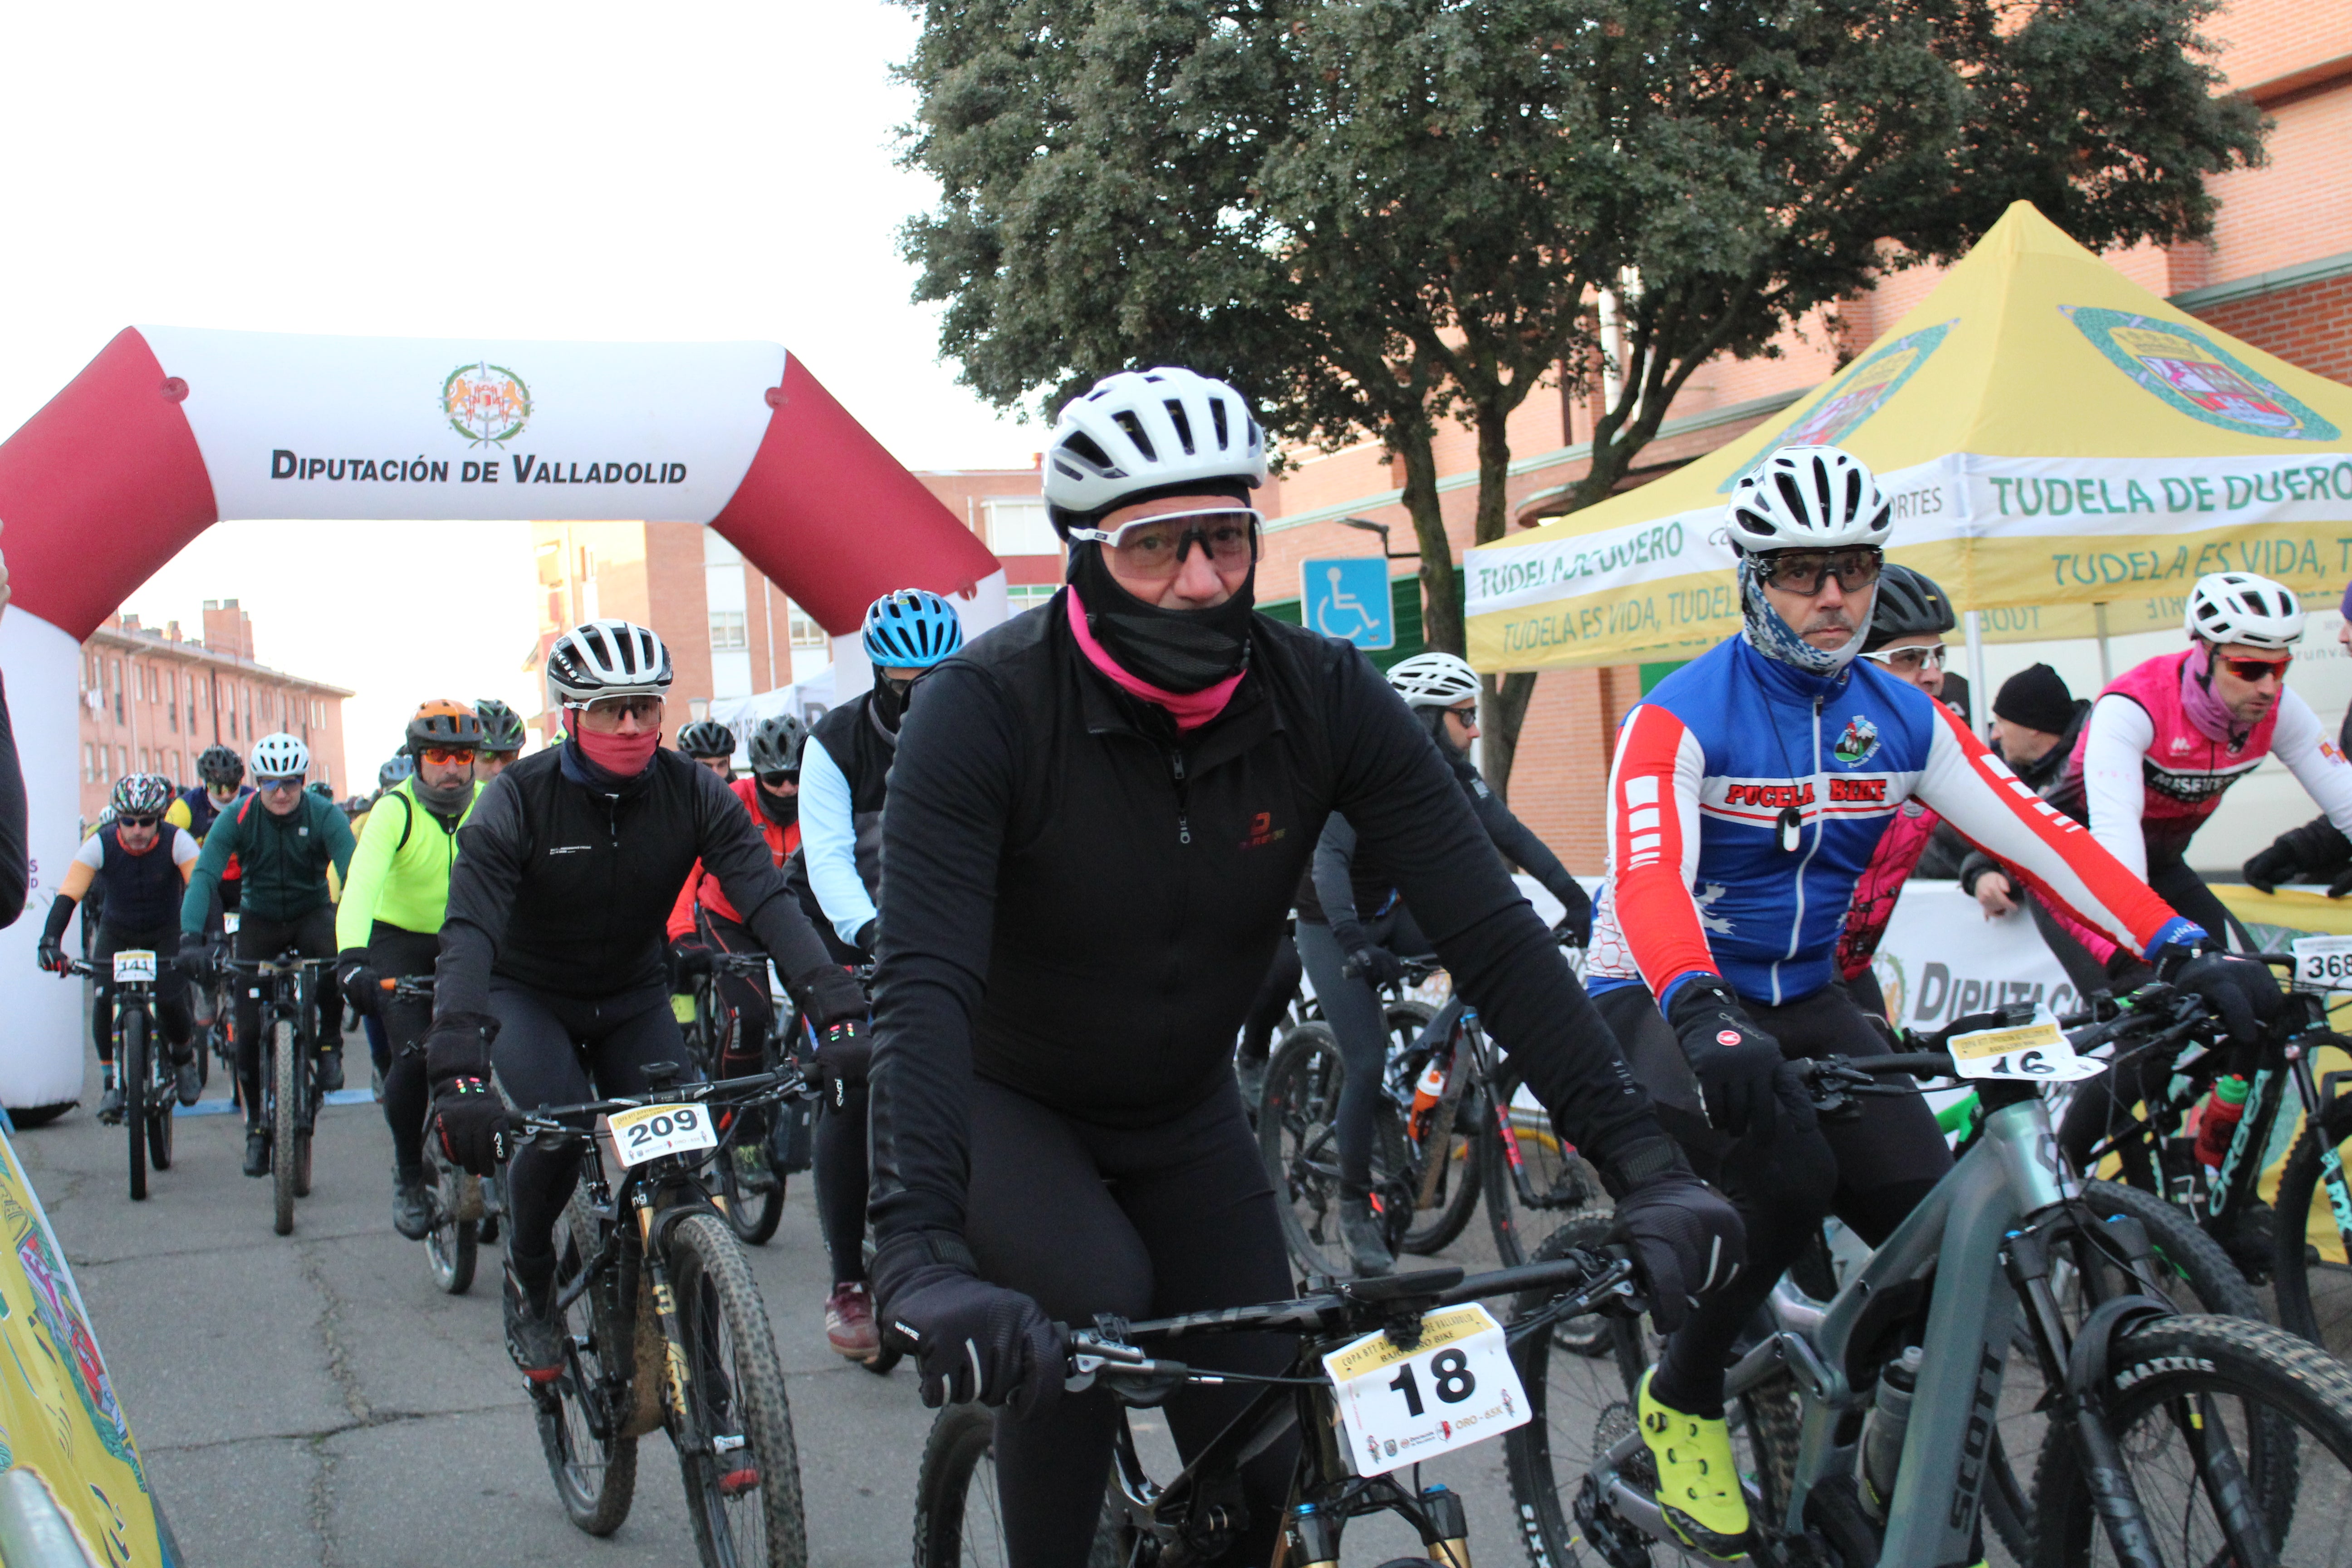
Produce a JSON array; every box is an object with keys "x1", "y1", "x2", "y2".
[
  {"x1": 231, "y1": 908, "x2": 338, "y2": 1127},
  {"x1": 1295, "y1": 907, "x2": 1430, "y2": 1192},
  {"x1": 1597, "y1": 983, "x2": 1953, "y2": 1417},
  {"x1": 1235, "y1": 931, "x2": 1302, "y2": 1068},
  {"x1": 369, "y1": 925, "x2": 441, "y2": 1175},
  {"x1": 967, "y1": 1077, "x2": 1297, "y2": 1568},
  {"x1": 490, "y1": 982, "x2": 683, "y2": 1294}
]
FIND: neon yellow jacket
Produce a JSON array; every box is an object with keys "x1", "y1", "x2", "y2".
[{"x1": 335, "y1": 779, "x2": 481, "y2": 949}]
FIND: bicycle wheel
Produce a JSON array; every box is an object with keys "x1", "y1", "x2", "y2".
[
  {"x1": 2031, "y1": 1315, "x2": 2352, "y2": 1567},
  {"x1": 424, "y1": 1156, "x2": 478, "y2": 1296},
  {"x1": 271, "y1": 1018, "x2": 297, "y2": 1235},
  {"x1": 122, "y1": 1009, "x2": 149, "y2": 1202},
  {"x1": 1259, "y1": 1023, "x2": 1407, "y2": 1277},
  {"x1": 911, "y1": 1402, "x2": 1127, "y2": 1568},
  {"x1": 146, "y1": 1033, "x2": 174, "y2": 1173},
  {"x1": 1504, "y1": 1221, "x2": 1796, "y2": 1568},
  {"x1": 1480, "y1": 1059, "x2": 1605, "y2": 1266},
  {"x1": 715, "y1": 1123, "x2": 785, "y2": 1248},
  {"x1": 537, "y1": 1194, "x2": 638, "y2": 1534},
  {"x1": 670, "y1": 1211, "x2": 807, "y2": 1568},
  {"x1": 2271, "y1": 1091, "x2": 2352, "y2": 1357}
]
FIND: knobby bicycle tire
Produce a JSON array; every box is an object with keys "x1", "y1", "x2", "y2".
[
  {"x1": 1481, "y1": 1060, "x2": 1604, "y2": 1268},
  {"x1": 715, "y1": 1124, "x2": 786, "y2": 1248},
  {"x1": 425, "y1": 1156, "x2": 478, "y2": 1295},
  {"x1": 145, "y1": 1018, "x2": 174, "y2": 1174},
  {"x1": 670, "y1": 1212, "x2": 807, "y2": 1568},
  {"x1": 2030, "y1": 1315, "x2": 2352, "y2": 1567},
  {"x1": 909, "y1": 1403, "x2": 1130, "y2": 1568},
  {"x1": 539, "y1": 1194, "x2": 638, "y2": 1534},
  {"x1": 2270, "y1": 1089, "x2": 2352, "y2": 1358},
  {"x1": 271, "y1": 1019, "x2": 297, "y2": 1235},
  {"x1": 122, "y1": 1009, "x2": 148, "y2": 1202},
  {"x1": 1260, "y1": 1023, "x2": 1408, "y2": 1277}
]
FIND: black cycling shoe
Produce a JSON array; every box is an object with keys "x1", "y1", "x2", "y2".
[
  {"x1": 1340, "y1": 1193, "x2": 1395, "y2": 1277},
  {"x1": 315, "y1": 1051, "x2": 345, "y2": 1094},
  {"x1": 503, "y1": 1268, "x2": 564, "y2": 1384},
  {"x1": 172, "y1": 1054, "x2": 201, "y2": 1107},
  {"x1": 391, "y1": 1169, "x2": 433, "y2": 1241},
  {"x1": 96, "y1": 1085, "x2": 125, "y2": 1125},
  {"x1": 242, "y1": 1127, "x2": 271, "y2": 1177}
]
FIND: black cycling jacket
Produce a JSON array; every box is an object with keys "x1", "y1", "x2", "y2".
[
  {"x1": 867, "y1": 591, "x2": 1661, "y2": 1243},
  {"x1": 435, "y1": 743, "x2": 861, "y2": 1024}
]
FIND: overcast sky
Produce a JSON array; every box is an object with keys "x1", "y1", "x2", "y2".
[{"x1": 0, "y1": 0, "x2": 1038, "y2": 772}]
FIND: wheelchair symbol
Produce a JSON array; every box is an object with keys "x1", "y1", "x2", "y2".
[{"x1": 1313, "y1": 567, "x2": 1382, "y2": 641}]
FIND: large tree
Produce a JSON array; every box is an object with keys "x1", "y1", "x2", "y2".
[{"x1": 897, "y1": 0, "x2": 2264, "y2": 794}]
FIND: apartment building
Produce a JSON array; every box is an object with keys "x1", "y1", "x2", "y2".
[{"x1": 79, "y1": 599, "x2": 352, "y2": 825}]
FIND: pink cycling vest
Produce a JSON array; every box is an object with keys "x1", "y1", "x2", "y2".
[{"x1": 2060, "y1": 649, "x2": 2278, "y2": 832}]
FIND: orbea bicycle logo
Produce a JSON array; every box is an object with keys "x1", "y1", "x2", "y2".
[
  {"x1": 443, "y1": 360, "x2": 533, "y2": 446},
  {"x1": 1833, "y1": 715, "x2": 1881, "y2": 766},
  {"x1": 2064, "y1": 306, "x2": 2338, "y2": 442}
]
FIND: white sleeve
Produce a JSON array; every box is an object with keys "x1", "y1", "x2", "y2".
[
  {"x1": 798, "y1": 737, "x2": 878, "y2": 948},
  {"x1": 2079, "y1": 695, "x2": 2154, "y2": 881},
  {"x1": 170, "y1": 827, "x2": 199, "y2": 867},
  {"x1": 2269, "y1": 690, "x2": 2352, "y2": 836},
  {"x1": 73, "y1": 835, "x2": 104, "y2": 871}
]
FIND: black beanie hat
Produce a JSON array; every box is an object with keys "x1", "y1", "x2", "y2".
[{"x1": 1994, "y1": 663, "x2": 2075, "y2": 735}]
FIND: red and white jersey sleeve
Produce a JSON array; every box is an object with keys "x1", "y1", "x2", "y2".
[
  {"x1": 1588, "y1": 703, "x2": 1718, "y2": 996},
  {"x1": 1916, "y1": 702, "x2": 2180, "y2": 957}
]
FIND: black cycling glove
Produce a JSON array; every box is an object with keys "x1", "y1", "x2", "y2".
[
  {"x1": 1348, "y1": 945, "x2": 1406, "y2": 988},
  {"x1": 813, "y1": 1018, "x2": 872, "y2": 1105},
  {"x1": 337, "y1": 949, "x2": 382, "y2": 1017},
  {"x1": 1665, "y1": 978, "x2": 1786, "y2": 1142},
  {"x1": 854, "y1": 919, "x2": 879, "y2": 956},
  {"x1": 2157, "y1": 941, "x2": 2283, "y2": 1048},
  {"x1": 1600, "y1": 1138, "x2": 1745, "y2": 1333},
  {"x1": 175, "y1": 932, "x2": 214, "y2": 982},
  {"x1": 871, "y1": 1233, "x2": 1063, "y2": 1415},
  {"x1": 668, "y1": 940, "x2": 713, "y2": 987}
]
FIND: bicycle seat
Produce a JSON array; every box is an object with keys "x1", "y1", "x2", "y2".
[{"x1": 1345, "y1": 1266, "x2": 1465, "y2": 1303}]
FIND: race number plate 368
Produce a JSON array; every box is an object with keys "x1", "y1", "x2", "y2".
[
  {"x1": 1322, "y1": 1303, "x2": 1527, "y2": 1477},
  {"x1": 2290, "y1": 935, "x2": 2352, "y2": 993},
  {"x1": 601, "y1": 1103, "x2": 717, "y2": 1168},
  {"x1": 111, "y1": 951, "x2": 156, "y2": 984}
]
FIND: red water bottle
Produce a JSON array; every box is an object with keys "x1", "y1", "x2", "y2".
[{"x1": 2194, "y1": 1075, "x2": 2250, "y2": 1170}]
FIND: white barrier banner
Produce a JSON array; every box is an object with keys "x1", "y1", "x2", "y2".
[{"x1": 1865, "y1": 880, "x2": 2085, "y2": 1030}]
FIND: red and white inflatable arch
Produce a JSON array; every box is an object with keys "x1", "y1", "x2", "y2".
[{"x1": 0, "y1": 327, "x2": 1004, "y2": 1109}]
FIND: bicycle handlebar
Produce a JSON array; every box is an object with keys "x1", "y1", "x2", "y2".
[{"x1": 506, "y1": 1067, "x2": 810, "y2": 1137}]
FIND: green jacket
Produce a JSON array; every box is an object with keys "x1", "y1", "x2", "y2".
[
  {"x1": 335, "y1": 778, "x2": 480, "y2": 949},
  {"x1": 181, "y1": 790, "x2": 355, "y2": 934}
]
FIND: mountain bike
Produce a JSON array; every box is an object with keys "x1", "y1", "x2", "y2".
[
  {"x1": 379, "y1": 975, "x2": 503, "y2": 1294},
  {"x1": 911, "y1": 1248, "x2": 1645, "y2": 1567},
  {"x1": 685, "y1": 950, "x2": 801, "y2": 1247},
  {"x1": 220, "y1": 952, "x2": 333, "y2": 1236},
  {"x1": 1509, "y1": 1044, "x2": 2352, "y2": 1568},
  {"x1": 511, "y1": 1063, "x2": 808, "y2": 1568},
  {"x1": 67, "y1": 954, "x2": 175, "y2": 1200}
]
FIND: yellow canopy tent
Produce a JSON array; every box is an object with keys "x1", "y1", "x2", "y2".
[{"x1": 1464, "y1": 201, "x2": 2352, "y2": 673}]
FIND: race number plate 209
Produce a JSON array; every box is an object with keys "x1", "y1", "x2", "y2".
[
  {"x1": 1322, "y1": 1303, "x2": 1528, "y2": 1476},
  {"x1": 110, "y1": 951, "x2": 156, "y2": 984},
  {"x1": 600, "y1": 1103, "x2": 716, "y2": 1168}
]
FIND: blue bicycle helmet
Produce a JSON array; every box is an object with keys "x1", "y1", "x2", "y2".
[{"x1": 861, "y1": 589, "x2": 965, "y2": 669}]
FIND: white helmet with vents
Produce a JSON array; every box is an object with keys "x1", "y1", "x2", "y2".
[
  {"x1": 1043, "y1": 367, "x2": 1267, "y2": 524},
  {"x1": 1723, "y1": 445, "x2": 1893, "y2": 554},
  {"x1": 250, "y1": 732, "x2": 311, "y2": 780},
  {"x1": 546, "y1": 619, "x2": 673, "y2": 706},
  {"x1": 1385, "y1": 652, "x2": 1482, "y2": 709},
  {"x1": 2185, "y1": 572, "x2": 2303, "y2": 650}
]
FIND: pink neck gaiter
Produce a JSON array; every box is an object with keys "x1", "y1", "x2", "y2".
[
  {"x1": 2180, "y1": 645, "x2": 2245, "y2": 746},
  {"x1": 1066, "y1": 592, "x2": 1244, "y2": 731},
  {"x1": 569, "y1": 715, "x2": 661, "y2": 777}
]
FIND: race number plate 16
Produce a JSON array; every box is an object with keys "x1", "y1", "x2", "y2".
[
  {"x1": 1947, "y1": 1018, "x2": 2105, "y2": 1083},
  {"x1": 2290, "y1": 935, "x2": 2352, "y2": 993},
  {"x1": 111, "y1": 951, "x2": 156, "y2": 984},
  {"x1": 600, "y1": 1103, "x2": 717, "y2": 1168},
  {"x1": 1322, "y1": 1303, "x2": 1528, "y2": 1477}
]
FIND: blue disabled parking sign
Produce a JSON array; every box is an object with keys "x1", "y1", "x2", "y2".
[{"x1": 1302, "y1": 557, "x2": 1396, "y2": 650}]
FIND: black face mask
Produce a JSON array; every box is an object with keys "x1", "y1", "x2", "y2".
[
  {"x1": 868, "y1": 670, "x2": 927, "y2": 734},
  {"x1": 757, "y1": 782, "x2": 799, "y2": 828},
  {"x1": 1070, "y1": 544, "x2": 1255, "y2": 694},
  {"x1": 414, "y1": 772, "x2": 472, "y2": 817}
]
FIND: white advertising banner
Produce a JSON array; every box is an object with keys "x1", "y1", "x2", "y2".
[
  {"x1": 1861, "y1": 880, "x2": 2083, "y2": 1030},
  {"x1": 139, "y1": 326, "x2": 784, "y2": 524}
]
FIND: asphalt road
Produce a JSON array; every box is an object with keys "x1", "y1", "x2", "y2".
[{"x1": 17, "y1": 1026, "x2": 1543, "y2": 1568}]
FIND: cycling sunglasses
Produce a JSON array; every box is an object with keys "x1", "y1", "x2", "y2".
[
  {"x1": 1444, "y1": 701, "x2": 1479, "y2": 723},
  {"x1": 416, "y1": 746, "x2": 475, "y2": 767},
  {"x1": 567, "y1": 694, "x2": 664, "y2": 724},
  {"x1": 1751, "y1": 547, "x2": 1883, "y2": 596},
  {"x1": 256, "y1": 776, "x2": 305, "y2": 794},
  {"x1": 2220, "y1": 653, "x2": 2292, "y2": 681},
  {"x1": 1859, "y1": 643, "x2": 1947, "y2": 673},
  {"x1": 758, "y1": 770, "x2": 799, "y2": 789},
  {"x1": 116, "y1": 815, "x2": 160, "y2": 830},
  {"x1": 1064, "y1": 508, "x2": 1263, "y2": 581}
]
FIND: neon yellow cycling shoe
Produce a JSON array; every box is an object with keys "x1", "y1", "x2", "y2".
[{"x1": 1637, "y1": 1367, "x2": 1752, "y2": 1560}]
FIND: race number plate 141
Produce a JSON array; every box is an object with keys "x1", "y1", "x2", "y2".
[
  {"x1": 1322, "y1": 1303, "x2": 1528, "y2": 1477},
  {"x1": 600, "y1": 1103, "x2": 717, "y2": 1168},
  {"x1": 2290, "y1": 935, "x2": 2352, "y2": 993},
  {"x1": 111, "y1": 951, "x2": 156, "y2": 984}
]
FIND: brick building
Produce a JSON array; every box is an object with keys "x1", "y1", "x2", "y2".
[
  {"x1": 1242, "y1": 0, "x2": 2352, "y2": 870},
  {"x1": 78, "y1": 599, "x2": 352, "y2": 826}
]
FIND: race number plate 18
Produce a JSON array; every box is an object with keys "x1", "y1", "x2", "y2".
[
  {"x1": 600, "y1": 1103, "x2": 717, "y2": 1168},
  {"x1": 1322, "y1": 1303, "x2": 1528, "y2": 1477},
  {"x1": 2290, "y1": 935, "x2": 2352, "y2": 993},
  {"x1": 1946, "y1": 1018, "x2": 2105, "y2": 1083},
  {"x1": 111, "y1": 951, "x2": 156, "y2": 984}
]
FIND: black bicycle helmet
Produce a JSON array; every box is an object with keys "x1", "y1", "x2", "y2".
[
  {"x1": 474, "y1": 698, "x2": 527, "y2": 752},
  {"x1": 747, "y1": 713, "x2": 808, "y2": 776},
  {"x1": 1862, "y1": 564, "x2": 1957, "y2": 654},
  {"x1": 196, "y1": 744, "x2": 244, "y2": 788},
  {"x1": 677, "y1": 718, "x2": 736, "y2": 760}
]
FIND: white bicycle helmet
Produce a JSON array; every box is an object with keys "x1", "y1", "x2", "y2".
[
  {"x1": 546, "y1": 618, "x2": 673, "y2": 706},
  {"x1": 1385, "y1": 652, "x2": 1482, "y2": 709},
  {"x1": 1724, "y1": 445, "x2": 1893, "y2": 554},
  {"x1": 2185, "y1": 572, "x2": 2304, "y2": 650},
  {"x1": 1043, "y1": 367, "x2": 1267, "y2": 525},
  {"x1": 250, "y1": 732, "x2": 311, "y2": 779}
]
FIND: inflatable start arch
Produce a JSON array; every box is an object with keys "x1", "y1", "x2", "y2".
[{"x1": 0, "y1": 326, "x2": 1003, "y2": 1109}]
